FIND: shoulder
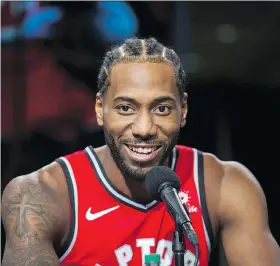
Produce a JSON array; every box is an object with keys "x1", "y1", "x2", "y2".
[
  {"x1": 201, "y1": 150, "x2": 260, "y2": 190},
  {"x1": 201, "y1": 151, "x2": 266, "y2": 225},
  {"x1": 220, "y1": 160, "x2": 266, "y2": 225},
  {"x1": 179, "y1": 146, "x2": 262, "y2": 201},
  {"x1": 3, "y1": 161, "x2": 67, "y2": 200}
]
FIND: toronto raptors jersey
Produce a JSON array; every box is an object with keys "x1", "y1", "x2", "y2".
[{"x1": 55, "y1": 145, "x2": 214, "y2": 266}]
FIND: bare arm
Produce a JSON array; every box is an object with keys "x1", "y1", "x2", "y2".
[
  {"x1": 219, "y1": 161, "x2": 280, "y2": 266},
  {"x1": 1, "y1": 168, "x2": 68, "y2": 265}
]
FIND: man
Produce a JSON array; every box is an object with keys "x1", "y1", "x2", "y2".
[{"x1": 2, "y1": 37, "x2": 279, "y2": 266}]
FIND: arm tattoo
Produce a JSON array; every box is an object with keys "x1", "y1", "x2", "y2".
[
  {"x1": 2, "y1": 177, "x2": 66, "y2": 265},
  {"x1": 5, "y1": 241, "x2": 59, "y2": 265}
]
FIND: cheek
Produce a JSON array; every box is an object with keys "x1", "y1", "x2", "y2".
[
  {"x1": 103, "y1": 111, "x2": 133, "y2": 136},
  {"x1": 155, "y1": 115, "x2": 181, "y2": 136}
]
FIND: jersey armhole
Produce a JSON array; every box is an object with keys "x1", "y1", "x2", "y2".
[
  {"x1": 195, "y1": 150, "x2": 215, "y2": 253},
  {"x1": 55, "y1": 157, "x2": 78, "y2": 262}
]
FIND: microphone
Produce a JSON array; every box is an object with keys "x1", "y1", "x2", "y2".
[{"x1": 145, "y1": 166, "x2": 198, "y2": 246}]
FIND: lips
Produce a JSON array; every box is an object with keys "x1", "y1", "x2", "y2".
[{"x1": 123, "y1": 144, "x2": 161, "y2": 163}]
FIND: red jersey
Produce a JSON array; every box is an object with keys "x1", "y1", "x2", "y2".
[{"x1": 56, "y1": 145, "x2": 214, "y2": 266}]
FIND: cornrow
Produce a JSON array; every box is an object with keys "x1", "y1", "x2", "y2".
[{"x1": 97, "y1": 37, "x2": 188, "y2": 97}]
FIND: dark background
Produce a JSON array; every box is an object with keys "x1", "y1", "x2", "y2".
[{"x1": 1, "y1": 1, "x2": 280, "y2": 265}]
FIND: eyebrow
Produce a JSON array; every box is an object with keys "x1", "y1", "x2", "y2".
[
  {"x1": 113, "y1": 96, "x2": 138, "y2": 105},
  {"x1": 112, "y1": 96, "x2": 176, "y2": 106},
  {"x1": 153, "y1": 96, "x2": 176, "y2": 105}
]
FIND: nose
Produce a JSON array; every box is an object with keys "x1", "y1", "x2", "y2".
[{"x1": 131, "y1": 111, "x2": 157, "y2": 140}]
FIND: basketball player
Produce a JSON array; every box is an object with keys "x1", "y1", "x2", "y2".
[{"x1": 2, "y1": 38, "x2": 279, "y2": 266}]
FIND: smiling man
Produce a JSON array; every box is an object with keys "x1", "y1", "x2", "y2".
[{"x1": 2, "y1": 37, "x2": 280, "y2": 266}]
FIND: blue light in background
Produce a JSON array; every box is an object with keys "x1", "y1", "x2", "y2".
[
  {"x1": 94, "y1": 1, "x2": 138, "y2": 43},
  {"x1": 1, "y1": 1, "x2": 63, "y2": 42},
  {"x1": 21, "y1": 2, "x2": 63, "y2": 39},
  {"x1": 1, "y1": 1, "x2": 138, "y2": 43}
]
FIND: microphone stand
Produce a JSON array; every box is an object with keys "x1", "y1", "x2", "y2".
[{"x1": 172, "y1": 222, "x2": 186, "y2": 266}]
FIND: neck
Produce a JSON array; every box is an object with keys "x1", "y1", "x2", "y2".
[{"x1": 97, "y1": 145, "x2": 170, "y2": 203}]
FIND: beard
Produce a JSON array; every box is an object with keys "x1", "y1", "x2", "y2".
[{"x1": 103, "y1": 127, "x2": 179, "y2": 182}]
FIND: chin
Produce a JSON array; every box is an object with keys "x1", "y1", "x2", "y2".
[
  {"x1": 127, "y1": 161, "x2": 163, "y2": 180},
  {"x1": 120, "y1": 163, "x2": 150, "y2": 181},
  {"x1": 129, "y1": 159, "x2": 161, "y2": 170}
]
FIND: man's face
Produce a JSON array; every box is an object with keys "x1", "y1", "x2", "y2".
[{"x1": 96, "y1": 62, "x2": 188, "y2": 181}]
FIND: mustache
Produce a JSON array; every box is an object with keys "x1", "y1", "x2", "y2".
[{"x1": 120, "y1": 138, "x2": 166, "y2": 146}]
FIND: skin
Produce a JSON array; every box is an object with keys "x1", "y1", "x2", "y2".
[
  {"x1": 95, "y1": 62, "x2": 188, "y2": 200},
  {"x1": 1, "y1": 163, "x2": 69, "y2": 265},
  {"x1": 2, "y1": 62, "x2": 280, "y2": 265}
]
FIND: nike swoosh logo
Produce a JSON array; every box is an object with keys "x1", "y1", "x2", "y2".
[{"x1": 86, "y1": 205, "x2": 120, "y2": 221}]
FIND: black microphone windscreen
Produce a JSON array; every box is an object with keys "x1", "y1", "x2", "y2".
[{"x1": 145, "y1": 166, "x2": 181, "y2": 200}]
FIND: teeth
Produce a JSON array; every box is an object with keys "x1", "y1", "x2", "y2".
[{"x1": 128, "y1": 146, "x2": 158, "y2": 154}]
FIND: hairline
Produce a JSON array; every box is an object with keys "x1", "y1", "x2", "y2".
[{"x1": 99, "y1": 57, "x2": 183, "y2": 98}]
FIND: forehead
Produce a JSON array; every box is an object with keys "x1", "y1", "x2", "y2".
[{"x1": 108, "y1": 62, "x2": 179, "y2": 100}]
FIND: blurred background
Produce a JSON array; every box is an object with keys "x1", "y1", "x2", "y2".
[{"x1": 1, "y1": 1, "x2": 280, "y2": 265}]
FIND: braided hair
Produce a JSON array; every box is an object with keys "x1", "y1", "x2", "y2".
[{"x1": 97, "y1": 37, "x2": 188, "y2": 97}]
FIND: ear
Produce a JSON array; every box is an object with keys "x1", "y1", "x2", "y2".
[
  {"x1": 180, "y1": 92, "x2": 188, "y2": 128},
  {"x1": 95, "y1": 93, "x2": 104, "y2": 126}
]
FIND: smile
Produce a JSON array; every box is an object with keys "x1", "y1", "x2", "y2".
[
  {"x1": 124, "y1": 144, "x2": 161, "y2": 163},
  {"x1": 127, "y1": 144, "x2": 160, "y2": 154}
]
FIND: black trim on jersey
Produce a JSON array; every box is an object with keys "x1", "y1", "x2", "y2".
[
  {"x1": 54, "y1": 158, "x2": 76, "y2": 259},
  {"x1": 84, "y1": 146, "x2": 178, "y2": 213},
  {"x1": 84, "y1": 146, "x2": 158, "y2": 212},
  {"x1": 197, "y1": 150, "x2": 215, "y2": 250},
  {"x1": 172, "y1": 146, "x2": 179, "y2": 171}
]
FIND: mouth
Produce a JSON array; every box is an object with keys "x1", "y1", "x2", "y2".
[{"x1": 123, "y1": 144, "x2": 162, "y2": 163}]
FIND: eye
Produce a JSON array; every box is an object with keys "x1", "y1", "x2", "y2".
[
  {"x1": 116, "y1": 105, "x2": 135, "y2": 114},
  {"x1": 154, "y1": 105, "x2": 172, "y2": 115}
]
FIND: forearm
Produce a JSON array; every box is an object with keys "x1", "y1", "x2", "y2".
[{"x1": 2, "y1": 242, "x2": 60, "y2": 266}]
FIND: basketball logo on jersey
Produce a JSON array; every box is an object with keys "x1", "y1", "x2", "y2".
[{"x1": 178, "y1": 191, "x2": 198, "y2": 213}]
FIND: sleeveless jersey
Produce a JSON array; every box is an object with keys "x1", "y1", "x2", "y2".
[{"x1": 56, "y1": 145, "x2": 214, "y2": 266}]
